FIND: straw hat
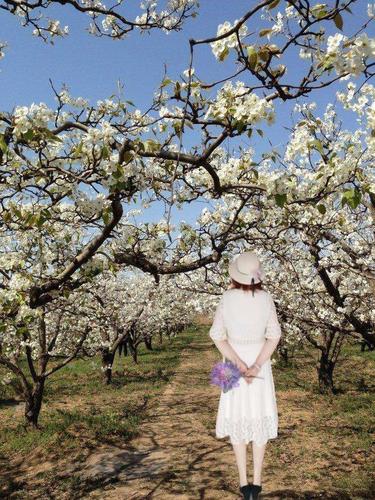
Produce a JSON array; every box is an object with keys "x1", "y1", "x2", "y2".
[{"x1": 228, "y1": 251, "x2": 265, "y2": 285}]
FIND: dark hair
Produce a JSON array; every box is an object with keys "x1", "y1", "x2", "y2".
[{"x1": 231, "y1": 278, "x2": 262, "y2": 296}]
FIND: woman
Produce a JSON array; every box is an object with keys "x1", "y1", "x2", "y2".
[{"x1": 209, "y1": 251, "x2": 282, "y2": 500}]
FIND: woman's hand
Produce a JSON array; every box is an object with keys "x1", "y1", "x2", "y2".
[
  {"x1": 236, "y1": 360, "x2": 259, "y2": 385},
  {"x1": 243, "y1": 364, "x2": 261, "y2": 384},
  {"x1": 236, "y1": 359, "x2": 249, "y2": 376}
]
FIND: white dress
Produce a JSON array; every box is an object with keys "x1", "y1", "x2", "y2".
[{"x1": 209, "y1": 288, "x2": 282, "y2": 446}]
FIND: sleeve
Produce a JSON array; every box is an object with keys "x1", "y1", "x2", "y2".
[
  {"x1": 265, "y1": 294, "x2": 282, "y2": 340},
  {"x1": 209, "y1": 296, "x2": 227, "y2": 342}
]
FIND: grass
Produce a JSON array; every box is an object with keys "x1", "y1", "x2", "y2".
[
  {"x1": 196, "y1": 327, "x2": 375, "y2": 498},
  {"x1": 1, "y1": 326, "x2": 374, "y2": 499},
  {"x1": 0, "y1": 327, "x2": 197, "y2": 496},
  {"x1": 267, "y1": 340, "x2": 375, "y2": 498}
]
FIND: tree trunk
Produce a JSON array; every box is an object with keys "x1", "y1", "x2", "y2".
[
  {"x1": 279, "y1": 345, "x2": 289, "y2": 366},
  {"x1": 118, "y1": 339, "x2": 127, "y2": 357},
  {"x1": 359, "y1": 332, "x2": 375, "y2": 351},
  {"x1": 159, "y1": 332, "x2": 163, "y2": 345},
  {"x1": 24, "y1": 379, "x2": 45, "y2": 427},
  {"x1": 144, "y1": 336, "x2": 152, "y2": 351},
  {"x1": 317, "y1": 351, "x2": 336, "y2": 394},
  {"x1": 131, "y1": 345, "x2": 138, "y2": 364},
  {"x1": 101, "y1": 349, "x2": 115, "y2": 385},
  {"x1": 361, "y1": 339, "x2": 374, "y2": 352}
]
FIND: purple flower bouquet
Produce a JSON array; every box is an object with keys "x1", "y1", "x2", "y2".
[
  {"x1": 210, "y1": 360, "x2": 265, "y2": 393},
  {"x1": 210, "y1": 360, "x2": 242, "y2": 393}
]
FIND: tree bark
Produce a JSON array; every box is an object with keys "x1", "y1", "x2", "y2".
[
  {"x1": 144, "y1": 335, "x2": 152, "y2": 351},
  {"x1": 317, "y1": 351, "x2": 336, "y2": 394},
  {"x1": 279, "y1": 345, "x2": 289, "y2": 366},
  {"x1": 24, "y1": 379, "x2": 45, "y2": 427},
  {"x1": 360, "y1": 339, "x2": 374, "y2": 352},
  {"x1": 131, "y1": 344, "x2": 138, "y2": 364},
  {"x1": 101, "y1": 349, "x2": 115, "y2": 385},
  {"x1": 359, "y1": 333, "x2": 375, "y2": 351}
]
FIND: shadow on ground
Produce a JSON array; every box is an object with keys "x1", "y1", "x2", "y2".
[{"x1": 1, "y1": 337, "x2": 374, "y2": 500}]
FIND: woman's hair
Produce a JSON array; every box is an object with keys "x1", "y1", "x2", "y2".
[{"x1": 230, "y1": 278, "x2": 263, "y2": 294}]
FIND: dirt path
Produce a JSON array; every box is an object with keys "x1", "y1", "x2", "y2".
[
  {"x1": 5, "y1": 333, "x2": 367, "y2": 499},
  {"x1": 82, "y1": 335, "x2": 237, "y2": 499},
  {"x1": 75, "y1": 335, "x2": 348, "y2": 500}
]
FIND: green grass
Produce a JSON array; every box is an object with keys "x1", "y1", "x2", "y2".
[
  {"x1": 273, "y1": 339, "x2": 375, "y2": 393},
  {"x1": 1, "y1": 327, "x2": 374, "y2": 499},
  {"x1": 332, "y1": 469, "x2": 374, "y2": 499},
  {"x1": 0, "y1": 327, "x2": 197, "y2": 459},
  {"x1": 267, "y1": 340, "x2": 375, "y2": 499}
]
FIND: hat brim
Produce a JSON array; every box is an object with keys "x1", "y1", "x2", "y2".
[{"x1": 228, "y1": 260, "x2": 264, "y2": 285}]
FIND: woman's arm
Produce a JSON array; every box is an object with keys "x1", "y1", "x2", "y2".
[
  {"x1": 250, "y1": 296, "x2": 281, "y2": 371},
  {"x1": 253, "y1": 294, "x2": 282, "y2": 369},
  {"x1": 254, "y1": 337, "x2": 280, "y2": 367},
  {"x1": 212, "y1": 339, "x2": 247, "y2": 370},
  {"x1": 209, "y1": 296, "x2": 247, "y2": 372},
  {"x1": 246, "y1": 296, "x2": 281, "y2": 382}
]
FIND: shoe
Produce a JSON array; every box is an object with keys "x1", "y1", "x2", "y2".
[
  {"x1": 239, "y1": 483, "x2": 252, "y2": 499},
  {"x1": 249, "y1": 483, "x2": 262, "y2": 499}
]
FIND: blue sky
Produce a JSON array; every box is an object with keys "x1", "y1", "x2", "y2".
[
  {"x1": 2, "y1": 2, "x2": 372, "y2": 123},
  {"x1": 1, "y1": 1, "x2": 374, "y2": 225}
]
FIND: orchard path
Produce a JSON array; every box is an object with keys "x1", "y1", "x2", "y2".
[
  {"x1": 83, "y1": 333, "x2": 242, "y2": 499},
  {"x1": 80, "y1": 334, "x2": 349, "y2": 500}
]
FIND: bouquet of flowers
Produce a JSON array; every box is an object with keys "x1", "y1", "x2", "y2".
[
  {"x1": 210, "y1": 359, "x2": 263, "y2": 393},
  {"x1": 210, "y1": 360, "x2": 242, "y2": 393}
]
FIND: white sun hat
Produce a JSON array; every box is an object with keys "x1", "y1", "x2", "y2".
[{"x1": 228, "y1": 251, "x2": 265, "y2": 285}]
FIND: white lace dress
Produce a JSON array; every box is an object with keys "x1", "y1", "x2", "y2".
[{"x1": 209, "y1": 288, "x2": 282, "y2": 446}]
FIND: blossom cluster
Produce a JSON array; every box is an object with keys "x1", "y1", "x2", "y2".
[
  {"x1": 58, "y1": 88, "x2": 89, "y2": 108},
  {"x1": 337, "y1": 82, "x2": 375, "y2": 154},
  {"x1": 132, "y1": 0, "x2": 198, "y2": 34},
  {"x1": 32, "y1": 20, "x2": 69, "y2": 40},
  {"x1": 204, "y1": 81, "x2": 275, "y2": 127},
  {"x1": 210, "y1": 20, "x2": 248, "y2": 60},
  {"x1": 12, "y1": 103, "x2": 56, "y2": 138},
  {"x1": 318, "y1": 32, "x2": 375, "y2": 78}
]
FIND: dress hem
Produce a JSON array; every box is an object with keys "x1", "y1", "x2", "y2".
[
  {"x1": 215, "y1": 415, "x2": 278, "y2": 447},
  {"x1": 215, "y1": 432, "x2": 278, "y2": 446}
]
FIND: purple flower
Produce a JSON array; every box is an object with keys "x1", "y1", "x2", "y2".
[{"x1": 210, "y1": 360, "x2": 242, "y2": 393}]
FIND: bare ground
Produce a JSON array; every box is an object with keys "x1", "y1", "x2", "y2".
[{"x1": 2, "y1": 333, "x2": 374, "y2": 499}]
